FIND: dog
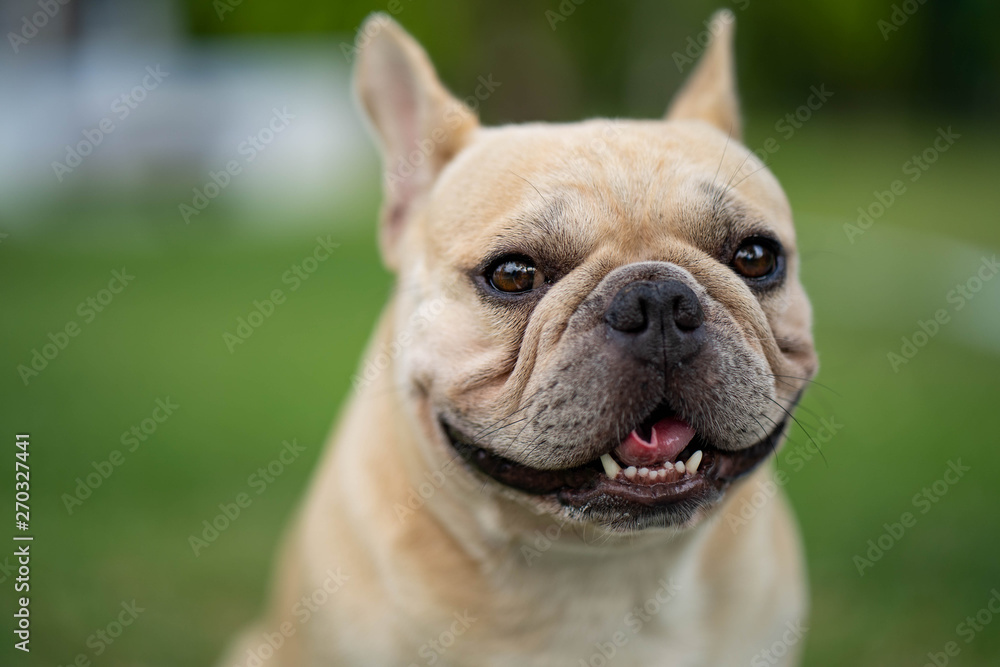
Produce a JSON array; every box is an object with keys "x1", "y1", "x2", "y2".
[{"x1": 221, "y1": 9, "x2": 817, "y2": 666}]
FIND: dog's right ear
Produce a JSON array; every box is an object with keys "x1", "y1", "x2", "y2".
[{"x1": 354, "y1": 14, "x2": 479, "y2": 270}]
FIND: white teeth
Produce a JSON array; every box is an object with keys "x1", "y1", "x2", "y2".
[
  {"x1": 600, "y1": 454, "x2": 622, "y2": 479},
  {"x1": 685, "y1": 450, "x2": 703, "y2": 474},
  {"x1": 622, "y1": 459, "x2": 703, "y2": 482}
]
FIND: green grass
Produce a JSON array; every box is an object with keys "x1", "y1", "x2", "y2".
[
  {"x1": 1, "y1": 117, "x2": 999, "y2": 666},
  {"x1": 0, "y1": 224, "x2": 391, "y2": 666}
]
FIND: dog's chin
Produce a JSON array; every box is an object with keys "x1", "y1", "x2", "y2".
[{"x1": 439, "y1": 409, "x2": 788, "y2": 533}]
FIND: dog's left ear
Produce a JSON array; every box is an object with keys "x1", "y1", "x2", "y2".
[
  {"x1": 354, "y1": 14, "x2": 479, "y2": 270},
  {"x1": 666, "y1": 10, "x2": 741, "y2": 140}
]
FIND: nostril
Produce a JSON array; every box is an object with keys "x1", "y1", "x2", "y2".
[
  {"x1": 605, "y1": 283, "x2": 652, "y2": 333},
  {"x1": 606, "y1": 304, "x2": 647, "y2": 333},
  {"x1": 672, "y1": 295, "x2": 704, "y2": 332}
]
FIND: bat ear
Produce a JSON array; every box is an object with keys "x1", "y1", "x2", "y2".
[
  {"x1": 666, "y1": 10, "x2": 741, "y2": 140},
  {"x1": 353, "y1": 14, "x2": 479, "y2": 270}
]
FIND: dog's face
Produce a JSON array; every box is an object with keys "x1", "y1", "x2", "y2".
[{"x1": 356, "y1": 12, "x2": 816, "y2": 532}]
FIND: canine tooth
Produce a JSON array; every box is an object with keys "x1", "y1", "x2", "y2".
[
  {"x1": 624, "y1": 466, "x2": 637, "y2": 479},
  {"x1": 674, "y1": 461, "x2": 685, "y2": 474},
  {"x1": 600, "y1": 454, "x2": 621, "y2": 479},
  {"x1": 638, "y1": 467, "x2": 650, "y2": 478},
  {"x1": 685, "y1": 450, "x2": 703, "y2": 474}
]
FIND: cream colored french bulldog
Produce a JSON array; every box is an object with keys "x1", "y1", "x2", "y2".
[{"x1": 222, "y1": 9, "x2": 817, "y2": 667}]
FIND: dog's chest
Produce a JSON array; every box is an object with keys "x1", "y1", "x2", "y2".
[{"x1": 439, "y1": 553, "x2": 714, "y2": 667}]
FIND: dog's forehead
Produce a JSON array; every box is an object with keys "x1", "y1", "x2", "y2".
[{"x1": 425, "y1": 119, "x2": 795, "y2": 265}]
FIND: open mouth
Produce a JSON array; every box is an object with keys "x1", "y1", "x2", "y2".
[{"x1": 442, "y1": 404, "x2": 788, "y2": 526}]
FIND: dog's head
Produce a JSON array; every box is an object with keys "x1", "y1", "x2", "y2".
[{"x1": 354, "y1": 11, "x2": 816, "y2": 533}]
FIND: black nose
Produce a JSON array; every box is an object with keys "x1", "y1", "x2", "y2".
[{"x1": 604, "y1": 279, "x2": 705, "y2": 364}]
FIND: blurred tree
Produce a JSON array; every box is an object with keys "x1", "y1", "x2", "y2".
[{"x1": 184, "y1": 0, "x2": 999, "y2": 119}]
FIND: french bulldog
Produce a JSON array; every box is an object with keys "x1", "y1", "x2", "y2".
[{"x1": 222, "y1": 9, "x2": 817, "y2": 667}]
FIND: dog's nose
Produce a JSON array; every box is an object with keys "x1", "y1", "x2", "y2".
[{"x1": 604, "y1": 279, "x2": 705, "y2": 364}]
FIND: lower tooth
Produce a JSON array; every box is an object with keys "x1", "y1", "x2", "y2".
[
  {"x1": 638, "y1": 468, "x2": 650, "y2": 478},
  {"x1": 600, "y1": 453, "x2": 622, "y2": 479},
  {"x1": 674, "y1": 461, "x2": 685, "y2": 474},
  {"x1": 624, "y1": 466, "x2": 637, "y2": 479}
]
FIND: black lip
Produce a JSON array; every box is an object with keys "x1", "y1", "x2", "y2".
[{"x1": 442, "y1": 415, "x2": 788, "y2": 519}]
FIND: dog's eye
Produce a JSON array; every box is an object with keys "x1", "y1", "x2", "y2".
[
  {"x1": 487, "y1": 256, "x2": 543, "y2": 293},
  {"x1": 732, "y1": 238, "x2": 781, "y2": 280}
]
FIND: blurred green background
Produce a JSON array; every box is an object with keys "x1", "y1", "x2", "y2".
[{"x1": 1, "y1": 0, "x2": 999, "y2": 665}]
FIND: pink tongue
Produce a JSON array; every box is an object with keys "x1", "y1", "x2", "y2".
[{"x1": 614, "y1": 417, "x2": 696, "y2": 467}]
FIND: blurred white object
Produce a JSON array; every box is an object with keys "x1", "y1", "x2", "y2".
[{"x1": 0, "y1": 0, "x2": 374, "y2": 229}]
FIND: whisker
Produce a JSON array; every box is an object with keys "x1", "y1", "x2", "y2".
[
  {"x1": 709, "y1": 125, "x2": 735, "y2": 197},
  {"x1": 719, "y1": 149, "x2": 755, "y2": 201},
  {"x1": 748, "y1": 413, "x2": 783, "y2": 468},
  {"x1": 762, "y1": 395, "x2": 826, "y2": 465},
  {"x1": 766, "y1": 374, "x2": 841, "y2": 397},
  {"x1": 725, "y1": 159, "x2": 771, "y2": 192},
  {"x1": 508, "y1": 170, "x2": 551, "y2": 210}
]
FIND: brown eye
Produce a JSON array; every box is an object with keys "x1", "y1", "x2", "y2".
[
  {"x1": 488, "y1": 256, "x2": 543, "y2": 293},
  {"x1": 732, "y1": 239, "x2": 780, "y2": 280}
]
